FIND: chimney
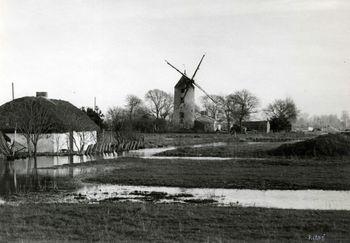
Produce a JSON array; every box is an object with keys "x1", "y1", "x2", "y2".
[{"x1": 36, "y1": 92, "x2": 48, "y2": 98}]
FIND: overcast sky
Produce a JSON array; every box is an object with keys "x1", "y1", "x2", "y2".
[{"x1": 0, "y1": 0, "x2": 349, "y2": 116}]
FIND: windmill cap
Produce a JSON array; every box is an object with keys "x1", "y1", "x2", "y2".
[{"x1": 36, "y1": 92, "x2": 48, "y2": 98}]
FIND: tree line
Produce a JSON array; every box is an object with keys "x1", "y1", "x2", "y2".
[
  {"x1": 200, "y1": 91, "x2": 298, "y2": 132},
  {"x1": 104, "y1": 89, "x2": 174, "y2": 133},
  {"x1": 86, "y1": 88, "x2": 299, "y2": 133},
  {"x1": 294, "y1": 111, "x2": 349, "y2": 131}
]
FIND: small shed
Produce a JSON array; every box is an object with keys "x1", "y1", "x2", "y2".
[
  {"x1": 194, "y1": 115, "x2": 219, "y2": 132},
  {"x1": 242, "y1": 121, "x2": 270, "y2": 133}
]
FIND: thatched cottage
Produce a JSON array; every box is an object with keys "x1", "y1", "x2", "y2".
[{"x1": 0, "y1": 92, "x2": 99, "y2": 154}]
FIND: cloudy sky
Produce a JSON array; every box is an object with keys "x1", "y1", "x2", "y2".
[{"x1": 0, "y1": 0, "x2": 349, "y2": 116}]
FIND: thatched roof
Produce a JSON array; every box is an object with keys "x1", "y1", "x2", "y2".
[{"x1": 0, "y1": 96, "x2": 99, "y2": 133}]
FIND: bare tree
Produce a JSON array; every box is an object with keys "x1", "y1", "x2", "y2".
[
  {"x1": 310, "y1": 114, "x2": 342, "y2": 130},
  {"x1": 293, "y1": 112, "x2": 310, "y2": 130},
  {"x1": 341, "y1": 110, "x2": 349, "y2": 129},
  {"x1": 145, "y1": 89, "x2": 173, "y2": 119},
  {"x1": 126, "y1": 94, "x2": 143, "y2": 120},
  {"x1": 217, "y1": 95, "x2": 237, "y2": 133},
  {"x1": 106, "y1": 106, "x2": 129, "y2": 131},
  {"x1": 10, "y1": 98, "x2": 54, "y2": 157},
  {"x1": 200, "y1": 95, "x2": 222, "y2": 119},
  {"x1": 231, "y1": 89, "x2": 259, "y2": 128}
]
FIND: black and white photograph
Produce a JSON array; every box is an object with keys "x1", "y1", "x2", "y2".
[{"x1": 0, "y1": 0, "x2": 349, "y2": 241}]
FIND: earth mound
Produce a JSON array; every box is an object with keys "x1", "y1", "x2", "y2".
[{"x1": 269, "y1": 132, "x2": 350, "y2": 157}]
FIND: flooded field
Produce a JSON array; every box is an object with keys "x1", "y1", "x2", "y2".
[
  {"x1": 66, "y1": 184, "x2": 350, "y2": 210},
  {"x1": 1, "y1": 141, "x2": 350, "y2": 211},
  {"x1": 0, "y1": 142, "x2": 229, "y2": 200}
]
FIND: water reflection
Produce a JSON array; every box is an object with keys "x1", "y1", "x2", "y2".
[
  {"x1": 0, "y1": 156, "x2": 81, "y2": 201},
  {"x1": 0, "y1": 143, "x2": 227, "y2": 202},
  {"x1": 5, "y1": 142, "x2": 228, "y2": 175}
]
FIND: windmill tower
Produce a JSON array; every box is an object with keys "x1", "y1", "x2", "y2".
[
  {"x1": 166, "y1": 55, "x2": 217, "y2": 129},
  {"x1": 173, "y1": 75, "x2": 195, "y2": 128}
]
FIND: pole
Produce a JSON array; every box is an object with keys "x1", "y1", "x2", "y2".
[
  {"x1": 12, "y1": 82, "x2": 14, "y2": 100},
  {"x1": 94, "y1": 97, "x2": 96, "y2": 111},
  {"x1": 12, "y1": 82, "x2": 16, "y2": 154}
]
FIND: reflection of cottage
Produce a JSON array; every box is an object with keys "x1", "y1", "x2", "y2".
[
  {"x1": 242, "y1": 121, "x2": 270, "y2": 133},
  {"x1": 0, "y1": 92, "x2": 99, "y2": 153}
]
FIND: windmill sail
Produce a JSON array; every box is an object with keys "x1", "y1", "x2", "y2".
[
  {"x1": 166, "y1": 55, "x2": 216, "y2": 103},
  {"x1": 193, "y1": 82, "x2": 217, "y2": 104},
  {"x1": 165, "y1": 60, "x2": 187, "y2": 77},
  {"x1": 191, "y1": 54, "x2": 205, "y2": 80}
]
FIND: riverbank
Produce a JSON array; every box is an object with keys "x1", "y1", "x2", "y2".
[{"x1": 0, "y1": 202, "x2": 349, "y2": 242}]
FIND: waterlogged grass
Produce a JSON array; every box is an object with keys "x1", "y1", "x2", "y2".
[
  {"x1": 84, "y1": 157, "x2": 350, "y2": 190},
  {"x1": 155, "y1": 142, "x2": 284, "y2": 158},
  {"x1": 0, "y1": 202, "x2": 349, "y2": 242},
  {"x1": 143, "y1": 132, "x2": 315, "y2": 148},
  {"x1": 143, "y1": 133, "x2": 236, "y2": 148}
]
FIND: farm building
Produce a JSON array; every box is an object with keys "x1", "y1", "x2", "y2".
[
  {"x1": 242, "y1": 121, "x2": 270, "y2": 133},
  {"x1": 194, "y1": 115, "x2": 219, "y2": 132},
  {"x1": 0, "y1": 92, "x2": 99, "y2": 154}
]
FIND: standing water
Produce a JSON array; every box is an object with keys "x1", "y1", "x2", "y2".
[
  {"x1": 1, "y1": 142, "x2": 350, "y2": 210},
  {"x1": 65, "y1": 184, "x2": 350, "y2": 210}
]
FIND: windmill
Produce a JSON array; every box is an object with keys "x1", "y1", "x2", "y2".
[{"x1": 166, "y1": 55, "x2": 217, "y2": 129}]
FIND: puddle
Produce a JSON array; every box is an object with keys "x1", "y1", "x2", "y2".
[
  {"x1": 191, "y1": 142, "x2": 228, "y2": 148},
  {"x1": 123, "y1": 142, "x2": 228, "y2": 157},
  {"x1": 141, "y1": 156, "x2": 275, "y2": 161},
  {"x1": 141, "y1": 156, "x2": 232, "y2": 160},
  {"x1": 65, "y1": 184, "x2": 350, "y2": 210},
  {"x1": 121, "y1": 146, "x2": 176, "y2": 157}
]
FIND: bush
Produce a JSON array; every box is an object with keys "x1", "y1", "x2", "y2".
[{"x1": 269, "y1": 132, "x2": 350, "y2": 157}]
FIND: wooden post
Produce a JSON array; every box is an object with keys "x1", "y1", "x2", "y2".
[{"x1": 69, "y1": 131, "x2": 74, "y2": 153}]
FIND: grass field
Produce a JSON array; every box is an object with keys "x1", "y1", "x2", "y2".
[
  {"x1": 82, "y1": 156, "x2": 350, "y2": 190},
  {"x1": 0, "y1": 202, "x2": 349, "y2": 242},
  {"x1": 142, "y1": 132, "x2": 316, "y2": 148},
  {"x1": 155, "y1": 141, "x2": 284, "y2": 157}
]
